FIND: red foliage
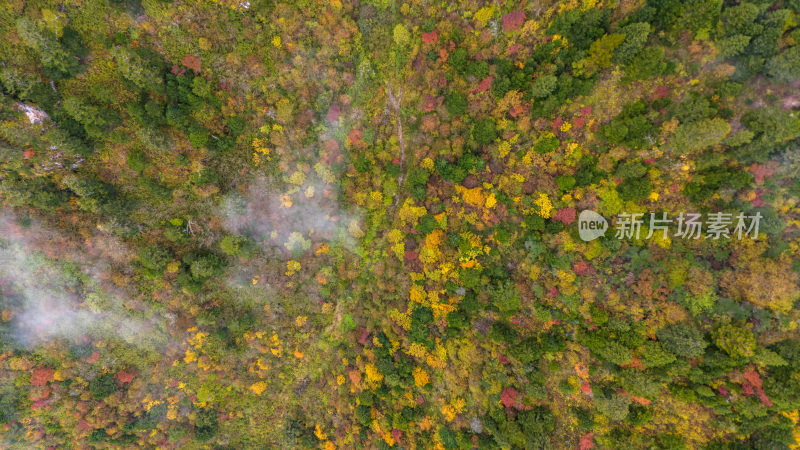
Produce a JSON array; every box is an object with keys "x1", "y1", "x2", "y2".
[
  {"x1": 580, "y1": 382, "x2": 593, "y2": 395},
  {"x1": 500, "y1": 387, "x2": 518, "y2": 408},
  {"x1": 749, "y1": 163, "x2": 775, "y2": 184},
  {"x1": 391, "y1": 429, "x2": 402, "y2": 443},
  {"x1": 553, "y1": 208, "x2": 576, "y2": 225},
  {"x1": 471, "y1": 77, "x2": 494, "y2": 94},
  {"x1": 652, "y1": 85, "x2": 670, "y2": 100},
  {"x1": 423, "y1": 95, "x2": 440, "y2": 112},
  {"x1": 348, "y1": 128, "x2": 363, "y2": 144},
  {"x1": 573, "y1": 261, "x2": 590, "y2": 276},
  {"x1": 181, "y1": 54, "x2": 201, "y2": 72},
  {"x1": 86, "y1": 351, "x2": 100, "y2": 363},
  {"x1": 30, "y1": 387, "x2": 50, "y2": 402},
  {"x1": 23, "y1": 149, "x2": 35, "y2": 159},
  {"x1": 324, "y1": 138, "x2": 339, "y2": 153},
  {"x1": 502, "y1": 11, "x2": 525, "y2": 32},
  {"x1": 507, "y1": 44, "x2": 522, "y2": 56},
  {"x1": 30, "y1": 367, "x2": 54, "y2": 386},
  {"x1": 327, "y1": 104, "x2": 341, "y2": 123},
  {"x1": 751, "y1": 189, "x2": 766, "y2": 207},
  {"x1": 421, "y1": 30, "x2": 438, "y2": 44},
  {"x1": 509, "y1": 104, "x2": 526, "y2": 118},
  {"x1": 170, "y1": 65, "x2": 185, "y2": 76},
  {"x1": 743, "y1": 367, "x2": 773, "y2": 407},
  {"x1": 579, "y1": 432, "x2": 595, "y2": 450},
  {"x1": 116, "y1": 370, "x2": 135, "y2": 384},
  {"x1": 551, "y1": 117, "x2": 564, "y2": 133},
  {"x1": 357, "y1": 328, "x2": 371, "y2": 346}
]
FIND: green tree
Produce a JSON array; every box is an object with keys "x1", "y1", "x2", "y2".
[
  {"x1": 713, "y1": 322, "x2": 757, "y2": 358},
  {"x1": 614, "y1": 23, "x2": 651, "y2": 64},
  {"x1": 667, "y1": 118, "x2": 730, "y2": 154},
  {"x1": 445, "y1": 92, "x2": 467, "y2": 116},
  {"x1": 656, "y1": 323, "x2": 708, "y2": 359},
  {"x1": 531, "y1": 75, "x2": 558, "y2": 99},
  {"x1": 472, "y1": 119, "x2": 497, "y2": 145},
  {"x1": 766, "y1": 46, "x2": 800, "y2": 82}
]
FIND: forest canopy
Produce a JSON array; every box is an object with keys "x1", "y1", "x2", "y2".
[{"x1": 1, "y1": 0, "x2": 800, "y2": 448}]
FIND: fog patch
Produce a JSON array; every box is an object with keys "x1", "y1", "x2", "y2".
[
  {"x1": 0, "y1": 214, "x2": 161, "y2": 348},
  {"x1": 220, "y1": 177, "x2": 363, "y2": 255}
]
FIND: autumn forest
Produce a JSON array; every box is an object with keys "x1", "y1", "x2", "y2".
[{"x1": 2, "y1": 0, "x2": 800, "y2": 448}]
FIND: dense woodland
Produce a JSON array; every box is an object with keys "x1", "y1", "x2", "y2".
[{"x1": 1, "y1": 0, "x2": 800, "y2": 448}]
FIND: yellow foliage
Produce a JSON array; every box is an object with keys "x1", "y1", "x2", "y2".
[
  {"x1": 390, "y1": 309, "x2": 412, "y2": 330},
  {"x1": 183, "y1": 350, "x2": 197, "y2": 363},
  {"x1": 498, "y1": 141, "x2": 511, "y2": 158},
  {"x1": 473, "y1": 6, "x2": 495, "y2": 27},
  {"x1": 382, "y1": 430, "x2": 395, "y2": 447},
  {"x1": 286, "y1": 260, "x2": 301, "y2": 276},
  {"x1": 413, "y1": 367, "x2": 430, "y2": 387},
  {"x1": 441, "y1": 404, "x2": 457, "y2": 421},
  {"x1": 420, "y1": 157, "x2": 434, "y2": 170},
  {"x1": 407, "y1": 342, "x2": 428, "y2": 359},
  {"x1": 365, "y1": 363, "x2": 383, "y2": 383},
  {"x1": 250, "y1": 381, "x2": 267, "y2": 395},
  {"x1": 166, "y1": 261, "x2": 180, "y2": 273},
  {"x1": 485, "y1": 192, "x2": 497, "y2": 209},
  {"x1": 410, "y1": 285, "x2": 426, "y2": 303},
  {"x1": 533, "y1": 193, "x2": 554, "y2": 218},
  {"x1": 398, "y1": 199, "x2": 427, "y2": 226},
  {"x1": 287, "y1": 170, "x2": 306, "y2": 185},
  {"x1": 348, "y1": 219, "x2": 365, "y2": 239},
  {"x1": 314, "y1": 424, "x2": 328, "y2": 441},
  {"x1": 458, "y1": 186, "x2": 485, "y2": 208},
  {"x1": 418, "y1": 416, "x2": 433, "y2": 431}
]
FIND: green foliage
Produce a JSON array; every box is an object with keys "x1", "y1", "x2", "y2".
[
  {"x1": 656, "y1": 323, "x2": 708, "y2": 359},
  {"x1": 614, "y1": 22, "x2": 651, "y2": 64},
  {"x1": 595, "y1": 393, "x2": 631, "y2": 422},
  {"x1": 220, "y1": 235, "x2": 249, "y2": 257},
  {"x1": 534, "y1": 134, "x2": 560, "y2": 154},
  {"x1": 472, "y1": 119, "x2": 497, "y2": 145},
  {"x1": 487, "y1": 280, "x2": 521, "y2": 313},
  {"x1": 194, "y1": 408, "x2": 219, "y2": 441},
  {"x1": 89, "y1": 373, "x2": 118, "y2": 400},
  {"x1": 766, "y1": 46, "x2": 800, "y2": 83},
  {"x1": 713, "y1": 323, "x2": 757, "y2": 358},
  {"x1": 531, "y1": 75, "x2": 557, "y2": 99},
  {"x1": 668, "y1": 118, "x2": 730, "y2": 154},
  {"x1": 444, "y1": 91, "x2": 467, "y2": 116}
]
